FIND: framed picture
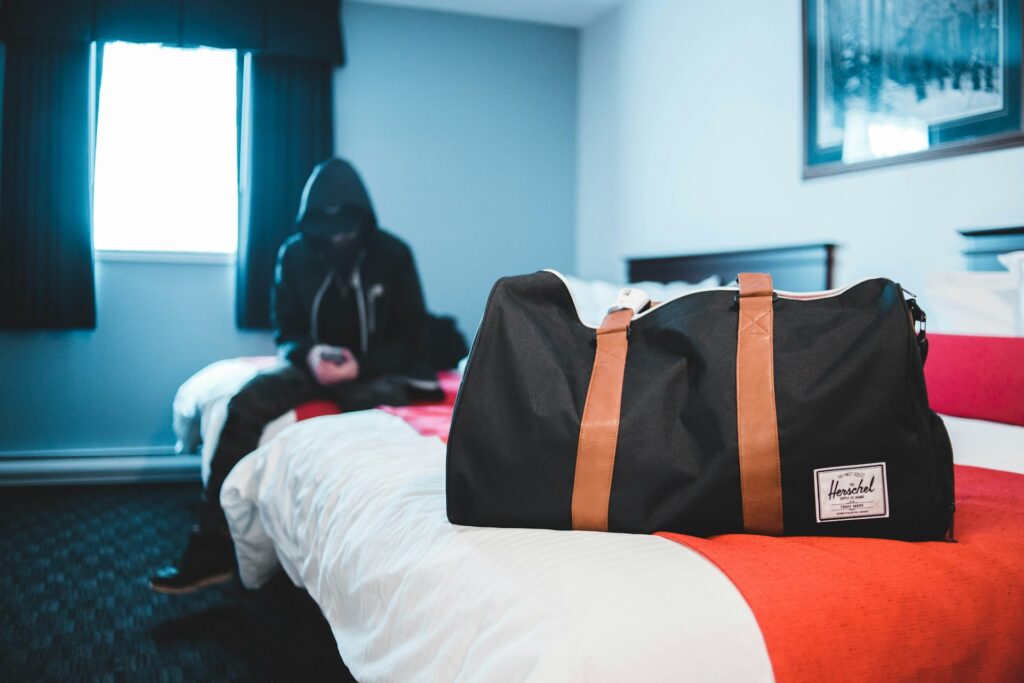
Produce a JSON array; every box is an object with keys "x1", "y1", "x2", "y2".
[{"x1": 803, "y1": 0, "x2": 1024, "y2": 178}]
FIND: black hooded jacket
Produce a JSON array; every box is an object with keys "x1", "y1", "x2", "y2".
[{"x1": 271, "y1": 159, "x2": 427, "y2": 379}]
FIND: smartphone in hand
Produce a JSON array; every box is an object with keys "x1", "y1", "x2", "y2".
[{"x1": 320, "y1": 347, "x2": 349, "y2": 365}]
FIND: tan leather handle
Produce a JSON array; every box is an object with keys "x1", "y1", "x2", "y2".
[
  {"x1": 571, "y1": 308, "x2": 633, "y2": 531},
  {"x1": 736, "y1": 273, "x2": 784, "y2": 535}
]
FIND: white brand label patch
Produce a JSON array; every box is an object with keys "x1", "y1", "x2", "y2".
[{"x1": 813, "y1": 462, "x2": 889, "y2": 523}]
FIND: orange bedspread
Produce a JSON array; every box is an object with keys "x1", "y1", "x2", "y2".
[{"x1": 659, "y1": 465, "x2": 1024, "y2": 682}]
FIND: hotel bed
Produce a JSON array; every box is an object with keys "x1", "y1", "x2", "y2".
[
  {"x1": 221, "y1": 410, "x2": 1023, "y2": 682},
  {"x1": 181, "y1": 237, "x2": 1024, "y2": 681}
]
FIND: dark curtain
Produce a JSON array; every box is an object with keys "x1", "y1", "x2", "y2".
[
  {"x1": 236, "y1": 53, "x2": 334, "y2": 329},
  {"x1": 0, "y1": 0, "x2": 346, "y2": 63},
  {"x1": 0, "y1": 0, "x2": 342, "y2": 330},
  {"x1": 0, "y1": 39, "x2": 97, "y2": 329}
]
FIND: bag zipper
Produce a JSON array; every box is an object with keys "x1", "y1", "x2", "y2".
[
  {"x1": 543, "y1": 270, "x2": 894, "y2": 328},
  {"x1": 897, "y1": 284, "x2": 954, "y2": 541}
]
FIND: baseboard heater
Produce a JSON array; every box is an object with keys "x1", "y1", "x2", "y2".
[{"x1": 0, "y1": 454, "x2": 201, "y2": 486}]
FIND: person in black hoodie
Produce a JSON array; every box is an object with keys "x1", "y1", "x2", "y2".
[{"x1": 151, "y1": 158, "x2": 433, "y2": 594}]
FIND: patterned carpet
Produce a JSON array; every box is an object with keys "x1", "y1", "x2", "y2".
[{"x1": 0, "y1": 482, "x2": 356, "y2": 682}]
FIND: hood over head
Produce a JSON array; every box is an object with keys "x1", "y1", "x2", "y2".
[{"x1": 296, "y1": 158, "x2": 377, "y2": 242}]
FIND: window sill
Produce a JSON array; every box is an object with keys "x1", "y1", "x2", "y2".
[{"x1": 94, "y1": 250, "x2": 237, "y2": 265}]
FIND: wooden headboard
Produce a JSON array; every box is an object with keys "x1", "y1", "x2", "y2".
[
  {"x1": 960, "y1": 226, "x2": 1024, "y2": 271},
  {"x1": 627, "y1": 243, "x2": 837, "y2": 291}
]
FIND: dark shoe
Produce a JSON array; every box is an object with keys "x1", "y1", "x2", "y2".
[{"x1": 150, "y1": 526, "x2": 235, "y2": 595}]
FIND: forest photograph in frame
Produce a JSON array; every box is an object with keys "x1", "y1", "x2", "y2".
[{"x1": 804, "y1": 0, "x2": 1024, "y2": 177}]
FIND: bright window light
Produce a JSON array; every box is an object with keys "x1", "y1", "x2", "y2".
[{"x1": 93, "y1": 42, "x2": 238, "y2": 253}]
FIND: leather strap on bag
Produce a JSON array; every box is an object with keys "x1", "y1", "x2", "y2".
[
  {"x1": 736, "y1": 273, "x2": 784, "y2": 536},
  {"x1": 571, "y1": 307, "x2": 633, "y2": 531}
]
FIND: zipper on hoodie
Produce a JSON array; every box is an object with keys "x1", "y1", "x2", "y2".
[
  {"x1": 367, "y1": 284, "x2": 385, "y2": 336},
  {"x1": 350, "y1": 253, "x2": 369, "y2": 355},
  {"x1": 310, "y1": 269, "x2": 334, "y2": 346},
  {"x1": 310, "y1": 254, "x2": 368, "y2": 354}
]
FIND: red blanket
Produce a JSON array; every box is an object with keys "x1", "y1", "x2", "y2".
[
  {"x1": 289, "y1": 370, "x2": 462, "y2": 425},
  {"x1": 660, "y1": 465, "x2": 1024, "y2": 682}
]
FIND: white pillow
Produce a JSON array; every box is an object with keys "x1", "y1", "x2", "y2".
[
  {"x1": 924, "y1": 253, "x2": 1023, "y2": 336},
  {"x1": 998, "y1": 251, "x2": 1024, "y2": 335},
  {"x1": 562, "y1": 274, "x2": 720, "y2": 327}
]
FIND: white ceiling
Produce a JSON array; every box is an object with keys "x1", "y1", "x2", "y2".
[{"x1": 352, "y1": 0, "x2": 628, "y2": 27}]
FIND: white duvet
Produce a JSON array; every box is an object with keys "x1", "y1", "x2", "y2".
[
  {"x1": 221, "y1": 412, "x2": 1022, "y2": 683},
  {"x1": 173, "y1": 357, "x2": 304, "y2": 486}
]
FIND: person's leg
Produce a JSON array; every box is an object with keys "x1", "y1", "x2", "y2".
[
  {"x1": 202, "y1": 364, "x2": 318, "y2": 529},
  {"x1": 326, "y1": 376, "x2": 410, "y2": 412},
  {"x1": 150, "y1": 363, "x2": 317, "y2": 594}
]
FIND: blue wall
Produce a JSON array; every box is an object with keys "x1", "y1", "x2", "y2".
[
  {"x1": 335, "y1": 2, "x2": 578, "y2": 332},
  {"x1": 0, "y1": 259, "x2": 275, "y2": 454},
  {"x1": 0, "y1": 4, "x2": 579, "y2": 455}
]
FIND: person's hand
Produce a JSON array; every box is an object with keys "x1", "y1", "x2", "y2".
[{"x1": 307, "y1": 345, "x2": 360, "y2": 386}]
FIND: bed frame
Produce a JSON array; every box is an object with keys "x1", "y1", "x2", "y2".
[
  {"x1": 627, "y1": 243, "x2": 837, "y2": 291},
  {"x1": 623, "y1": 227, "x2": 1019, "y2": 289},
  {"x1": 960, "y1": 226, "x2": 1024, "y2": 271}
]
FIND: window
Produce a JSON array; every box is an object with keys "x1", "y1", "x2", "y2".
[{"x1": 93, "y1": 42, "x2": 238, "y2": 254}]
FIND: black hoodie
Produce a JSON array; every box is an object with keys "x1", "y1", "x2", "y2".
[{"x1": 271, "y1": 159, "x2": 427, "y2": 379}]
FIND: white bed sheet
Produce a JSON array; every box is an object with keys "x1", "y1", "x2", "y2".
[
  {"x1": 222, "y1": 411, "x2": 773, "y2": 682},
  {"x1": 942, "y1": 414, "x2": 1024, "y2": 474},
  {"x1": 221, "y1": 410, "x2": 1022, "y2": 683}
]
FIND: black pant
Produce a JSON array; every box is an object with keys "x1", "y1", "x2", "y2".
[{"x1": 200, "y1": 363, "x2": 409, "y2": 532}]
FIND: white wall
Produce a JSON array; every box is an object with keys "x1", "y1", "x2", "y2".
[
  {"x1": 336, "y1": 2, "x2": 579, "y2": 332},
  {"x1": 577, "y1": 0, "x2": 1024, "y2": 290}
]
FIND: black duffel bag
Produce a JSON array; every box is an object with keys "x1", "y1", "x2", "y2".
[{"x1": 446, "y1": 271, "x2": 955, "y2": 541}]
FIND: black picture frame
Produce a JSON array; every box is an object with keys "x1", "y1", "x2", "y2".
[{"x1": 803, "y1": 0, "x2": 1024, "y2": 178}]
